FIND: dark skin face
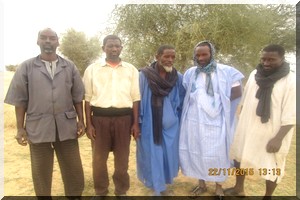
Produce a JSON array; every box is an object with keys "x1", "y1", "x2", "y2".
[
  {"x1": 156, "y1": 48, "x2": 176, "y2": 73},
  {"x1": 194, "y1": 45, "x2": 211, "y2": 67},
  {"x1": 102, "y1": 39, "x2": 123, "y2": 63},
  {"x1": 260, "y1": 51, "x2": 284, "y2": 72},
  {"x1": 37, "y1": 29, "x2": 59, "y2": 61}
]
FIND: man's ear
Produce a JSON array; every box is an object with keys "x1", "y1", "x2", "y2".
[{"x1": 155, "y1": 54, "x2": 159, "y2": 60}]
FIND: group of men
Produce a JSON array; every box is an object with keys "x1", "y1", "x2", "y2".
[{"x1": 5, "y1": 28, "x2": 296, "y2": 200}]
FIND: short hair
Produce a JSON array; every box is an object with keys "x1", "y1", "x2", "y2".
[
  {"x1": 262, "y1": 44, "x2": 285, "y2": 57},
  {"x1": 37, "y1": 28, "x2": 58, "y2": 38},
  {"x1": 156, "y1": 44, "x2": 175, "y2": 56},
  {"x1": 103, "y1": 35, "x2": 122, "y2": 46}
]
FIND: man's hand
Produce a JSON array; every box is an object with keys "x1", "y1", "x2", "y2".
[
  {"x1": 266, "y1": 137, "x2": 282, "y2": 153},
  {"x1": 131, "y1": 123, "x2": 141, "y2": 141},
  {"x1": 86, "y1": 124, "x2": 96, "y2": 141},
  {"x1": 266, "y1": 125, "x2": 293, "y2": 153},
  {"x1": 15, "y1": 128, "x2": 28, "y2": 146},
  {"x1": 77, "y1": 121, "x2": 85, "y2": 138},
  {"x1": 235, "y1": 105, "x2": 243, "y2": 119}
]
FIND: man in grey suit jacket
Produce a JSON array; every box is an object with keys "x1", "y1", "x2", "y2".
[{"x1": 5, "y1": 28, "x2": 85, "y2": 200}]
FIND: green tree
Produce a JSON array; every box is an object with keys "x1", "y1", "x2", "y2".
[
  {"x1": 59, "y1": 28, "x2": 102, "y2": 75},
  {"x1": 110, "y1": 4, "x2": 296, "y2": 76},
  {"x1": 5, "y1": 64, "x2": 18, "y2": 72}
]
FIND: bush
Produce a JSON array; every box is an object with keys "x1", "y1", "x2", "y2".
[{"x1": 5, "y1": 64, "x2": 18, "y2": 72}]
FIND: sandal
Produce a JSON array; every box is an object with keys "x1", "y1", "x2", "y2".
[
  {"x1": 215, "y1": 195, "x2": 224, "y2": 200},
  {"x1": 189, "y1": 185, "x2": 208, "y2": 198},
  {"x1": 215, "y1": 184, "x2": 224, "y2": 197},
  {"x1": 215, "y1": 189, "x2": 225, "y2": 200},
  {"x1": 215, "y1": 191, "x2": 224, "y2": 196}
]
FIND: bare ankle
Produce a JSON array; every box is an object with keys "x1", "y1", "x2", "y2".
[
  {"x1": 262, "y1": 196, "x2": 272, "y2": 200},
  {"x1": 198, "y1": 179, "x2": 206, "y2": 188}
]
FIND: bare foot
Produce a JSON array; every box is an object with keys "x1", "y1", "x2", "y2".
[
  {"x1": 215, "y1": 183, "x2": 224, "y2": 196},
  {"x1": 223, "y1": 187, "x2": 245, "y2": 197}
]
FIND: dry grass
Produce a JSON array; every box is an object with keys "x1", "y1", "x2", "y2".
[{"x1": 2, "y1": 71, "x2": 296, "y2": 197}]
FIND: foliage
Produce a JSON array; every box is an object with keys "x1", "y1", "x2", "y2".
[
  {"x1": 59, "y1": 28, "x2": 102, "y2": 75},
  {"x1": 110, "y1": 4, "x2": 296, "y2": 75},
  {"x1": 5, "y1": 64, "x2": 18, "y2": 72}
]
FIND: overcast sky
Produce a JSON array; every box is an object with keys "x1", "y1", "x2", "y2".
[
  {"x1": 0, "y1": 0, "x2": 297, "y2": 71},
  {"x1": 1, "y1": 0, "x2": 116, "y2": 68}
]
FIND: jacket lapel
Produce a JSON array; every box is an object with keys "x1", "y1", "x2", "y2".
[
  {"x1": 54, "y1": 57, "x2": 67, "y2": 77},
  {"x1": 34, "y1": 58, "x2": 52, "y2": 80}
]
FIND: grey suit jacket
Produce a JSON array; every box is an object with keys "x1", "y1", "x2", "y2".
[{"x1": 5, "y1": 55, "x2": 84, "y2": 143}]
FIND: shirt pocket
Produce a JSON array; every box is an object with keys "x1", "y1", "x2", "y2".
[
  {"x1": 65, "y1": 110, "x2": 77, "y2": 119},
  {"x1": 25, "y1": 114, "x2": 43, "y2": 133},
  {"x1": 199, "y1": 92, "x2": 223, "y2": 126},
  {"x1": 26, "y1": 113, "x2": 43, "y2": 121},
  {"x1": 162, "y1": 98, "x2": 178, "y2": 130},
  {"x1": 25, "y1": 114, "x2": 54, "y2": 140}
]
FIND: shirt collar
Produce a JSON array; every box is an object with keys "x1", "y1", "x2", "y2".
[{"x1": 99, "y1": 59, "x2": 125, "y2": 68}]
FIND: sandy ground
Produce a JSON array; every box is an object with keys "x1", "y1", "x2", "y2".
[{"x1": 2, "y1": 71, "x2": 296, "y2": 197}]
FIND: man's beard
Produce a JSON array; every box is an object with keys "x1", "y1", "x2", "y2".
[
  {"x1": 163, "y1": 66, "x2": 173, "y2": 72},
  {"x1": 262, "y1": 67, "x2": 279, "y2": 76},
  {"x1": 41, "y1": 46, "x2": 54, "y2": 54}
]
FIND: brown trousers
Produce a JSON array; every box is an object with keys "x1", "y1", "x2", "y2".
[
  {"x1": 92, "y1": 115, "x2": 132, "y2": 195},
  {"x1": 29, "y1": 139, "x2": 84, "y2": 197}
]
